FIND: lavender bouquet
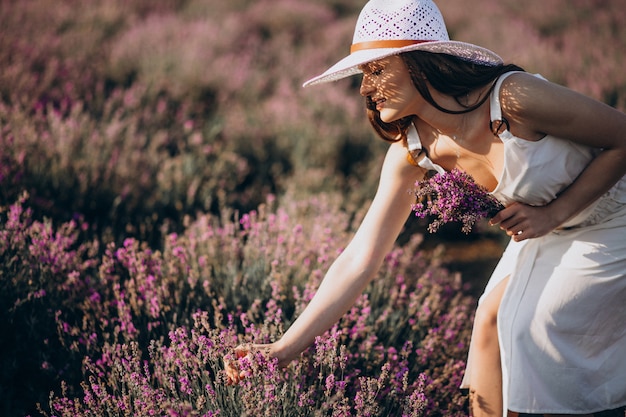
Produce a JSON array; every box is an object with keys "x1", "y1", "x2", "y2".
[{"x1": 412, "y1": 169, "x2": 504, "y2": 234}]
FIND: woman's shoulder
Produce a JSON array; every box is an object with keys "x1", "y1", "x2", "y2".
[
  {"x1": 497, "y1": 72, "x2": 553, "y2": 140},
  {"x1": 497, "y1": 71, "x2": 594, "y2": 140},
  {"x1": 498, "y1": 70, "x2": 626, "y2": 145},
  {"x1": 498, "y1": 71, "x2": 551, "y2": 107},
  {"x1": 499, "y1": 71, "x2": 585, "y2": 113}
]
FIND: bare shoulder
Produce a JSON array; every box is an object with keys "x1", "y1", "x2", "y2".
[
  {"x1": 499, "y1": 71, "x2": 626, "y2": 147},
  {"x1": 499, "y1": 71, "x2": 615, "y2": 120},
  {"x1": 498, "y1": 72, "x2": 564, "y2": 114}
]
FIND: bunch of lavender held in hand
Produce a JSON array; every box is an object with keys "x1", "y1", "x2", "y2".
[{"x1": 412, "y1": 169, "x2": 504, "y2": 234}]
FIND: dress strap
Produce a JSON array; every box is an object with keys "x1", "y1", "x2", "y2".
[
  {"x1": 489, "y1": 71, "x2": 521, "y2": 122},
  {"x1": 489, "y1": 71, "x2": 524, "y2": 136},
  {"x1": 406, "y1": 123, "x2": 446, "y2": 174},
  {"x1": 490, "y1": 71, "x2": 548, "y2": 135}
]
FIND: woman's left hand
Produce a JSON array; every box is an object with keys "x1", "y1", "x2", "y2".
[{"x1": 489, "y1": 202, "x2": 563, "y2": 241}]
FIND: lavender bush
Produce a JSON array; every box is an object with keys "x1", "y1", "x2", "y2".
[
  {"x1": 0, "y1": 0, "x2": 378, "y2": 247},
  {"x1": 0, "y1": 192, "x2": 474, "y2": 416},
  {"x1": 0, "y1": 193, "x2": 98, "y2": 417},
  {"x1": 0, "y1": 81, "x2": 250, "y2": 244},
  {"x1": 37, "y1": 192, "x2": 474, "y2": 416}
]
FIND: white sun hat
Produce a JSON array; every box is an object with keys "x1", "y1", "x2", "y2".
[{"x1": 303, "y1": 0, "x2": 503, "y2": 87}]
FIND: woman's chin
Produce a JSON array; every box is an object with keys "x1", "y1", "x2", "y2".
[{"x1": 379, "y1": 112, "x2": 402, "y2": 123}]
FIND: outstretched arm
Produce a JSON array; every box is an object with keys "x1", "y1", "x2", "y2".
[
  {"x1": 226, "y1": 139, "x2": 425, "y2": 382},
  {"x1": 269, "y1": 140, "x2": 424, "y2": 366}
]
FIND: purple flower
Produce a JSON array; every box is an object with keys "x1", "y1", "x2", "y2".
[{"x1": 412, "y1": 169, "x2": 504, "y2": 234}]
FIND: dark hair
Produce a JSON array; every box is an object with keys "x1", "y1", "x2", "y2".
[{"x1": 366, "y1": 51, "x2": 525, "y2": 142}]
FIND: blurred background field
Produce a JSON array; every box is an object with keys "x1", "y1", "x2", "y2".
[{"x1": 1, "y1": 0, "x2": 625, "y2": 415}]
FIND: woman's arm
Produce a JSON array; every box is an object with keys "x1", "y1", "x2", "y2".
[
  {"x1": 270, "y1": 140, "x2": 425, "y2": 365},
  {"x1": 225, "y1": 139, "x2": 425, "y2": 381},
  {"x1": 491, "y1": 72, "x2": 626, "y2": 240}
]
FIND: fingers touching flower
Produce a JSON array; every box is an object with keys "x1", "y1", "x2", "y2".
[
  {"x1": 223, "y1": 343, "x2": 276, "y2": 386},
  {"x1": 224, "y1": 345, "x2": 253, "y2": 386}
]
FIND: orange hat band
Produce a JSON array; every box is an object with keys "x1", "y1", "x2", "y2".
[{"x1": 350, "y1": 39, "x2": 431, "y2": 53}]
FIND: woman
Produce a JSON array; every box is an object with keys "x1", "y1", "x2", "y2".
[{"x1": 225, "y1": 0, "x2": 626, "y2": 416}]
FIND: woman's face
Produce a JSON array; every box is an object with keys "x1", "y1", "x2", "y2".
[{"x1": 359, "y1": 55, "x2": 420, "y2": 123}]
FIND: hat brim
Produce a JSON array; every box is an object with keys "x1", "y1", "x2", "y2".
[{"x1": 302, "y1": 40, "x2": 503, "y2": 87}]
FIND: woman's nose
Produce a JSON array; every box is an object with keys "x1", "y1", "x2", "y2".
[{"x1": 360, "y1": 75, "x2": 374, "y2": 97}]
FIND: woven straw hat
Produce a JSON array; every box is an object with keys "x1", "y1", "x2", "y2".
[{"x1": 303, "y1": 0, "x2": 503, "y2": 87}]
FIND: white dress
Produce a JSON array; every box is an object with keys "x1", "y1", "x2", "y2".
[{"x1": 410, "y1": 72, "x2": 626, "y2": 414}]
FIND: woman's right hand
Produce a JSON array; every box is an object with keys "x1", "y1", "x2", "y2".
[
  {"x1": 224, "y1": 344, "x2": 254, "y2": 386},
  {"x1": 224, "y1": 342, "x2": 287, "y2": 385}
]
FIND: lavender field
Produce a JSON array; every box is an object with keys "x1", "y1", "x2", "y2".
[{"x1": 1, "y1": 0, "x2": 625, "y2": 416}]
